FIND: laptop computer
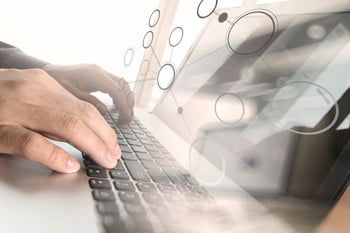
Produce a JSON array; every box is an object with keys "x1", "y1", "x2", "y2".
[{"x1": 0, "y1": 0, "x2": 349, "y2": 233}]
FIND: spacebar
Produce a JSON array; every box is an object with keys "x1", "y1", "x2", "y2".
[{"x1": 124, "y1": 160, "x2": 150, "y2": 182}]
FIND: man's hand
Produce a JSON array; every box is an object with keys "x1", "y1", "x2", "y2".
[
  {"x1": 43, "y1": 64, "x2": 135, "y2": 123},
  {"x1": 0, "y1": 68, "x2": 122, "y2": 173}
]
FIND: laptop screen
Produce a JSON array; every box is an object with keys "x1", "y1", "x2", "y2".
[{"x1": 136, "y1": 0, "x2": 350, "y2": 201}]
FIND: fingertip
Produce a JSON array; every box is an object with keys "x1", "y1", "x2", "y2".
[{"x1": 65, "y1": 157, "x2": 81, "y2": 173}]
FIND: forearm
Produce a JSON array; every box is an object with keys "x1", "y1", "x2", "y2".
[{"x1": 0, "y1": 41, "x2": 48, "y2": 69}]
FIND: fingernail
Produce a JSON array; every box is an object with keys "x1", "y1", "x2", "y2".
[
  {"x1": 107, "y1": 150, "x2": 115, "y2": 162},
  {"x1": 66, "y1": 158, "x2": 80, "y2": 172}
]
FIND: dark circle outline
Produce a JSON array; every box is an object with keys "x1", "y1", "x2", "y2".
[
  {"x1": 271, "y1": 81, "x2": 340, "y2": 136},
  {"x1": 140, "y1": 60, "x2": 150, "y2": 76},
  {"x1": 218, "y1": 12, "x2": 228, "y2": 23},
  {"x1": 149, "y1": 9, "x2": 160, "y2": 28},
  {"x1": 156, "y1": 62, "x2": 176, "y2": 91},
  {"x1": 143, "y1": 31, "x2": 154, "y2": 49},
  {"x1": 123, "y1": 48, "x2": 134, "y2": 67},
  {"x1": 226, "y1": 9, "x2": 278, "y2": 56},
  {"x1": 197, "y1": 0, "x2": 218, "y2": 19},
  {"x1": 188, "y1": 137, "x2": 226, "y2": 187},
  {"x1": 214, "y1": 93, "x2": 245, "y2": 124},
  {"x1": 169, "y1": 26, "x2": 184, "y2": 47}
]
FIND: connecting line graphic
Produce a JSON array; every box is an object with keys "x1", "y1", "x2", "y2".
[
  {"x1": 128, "y1": 78, "x2": 157, "y2": 85},
  {"x1": 150, "y1": 45, "x2": 161, "y2": 67},
  {"x1": 169, "y1": 89, "x2": 195, "y2": 141}
]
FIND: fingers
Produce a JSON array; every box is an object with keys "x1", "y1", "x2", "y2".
[
  {"x1": 108, "y1": 74, "x2": 135, "y2": 110},
  {"x1": 42, "y1": 64, "x2": 135, "y2": 123},
  {"x1": 59, "y1": 81, "x2": 108, "y2": 113},
  {"x1": 93, "y1": 73, "x2": 133, "y2": 122},
  {"x1": 0, "y1": 75, "x2": 121, "y2": 169},
  {"x1": 0, "y1": 125, "x2": 80, "y2": 173}
]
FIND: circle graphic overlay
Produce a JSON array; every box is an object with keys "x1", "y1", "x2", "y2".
[
  {"x1": 149, "y1": 9, "x2": 160, "y2": 28},
  {"x1": 218, "y1": 12, "x2": 228, "y2": 23},
  {"x1": 197, "y1": 0, "x2": 218, "y2": 19},
  {"x1": 118, "y1": 78, "x2": 126, "y2": 91},
  {"x1": 267, "y1": 81, "x2": 339, "y2": 135},
  {"x1": 169, "y1": 27, "x2": 184, "y2": 47},
  {"x1": 189, "y1": 137, "x2": 226, "y2": 187},
  {"x1": 143, "y1": 31, "x2": 154, "y2": 49},
  {"x1": 226, "y1": 9, "x2": 278, "y2": 56},
  {"x1": 215, "y1": 93, "x2": 245, "y2": 124},
  {"x1": 156, "y1": 63, "x2": 176, "y2": 91},
  {"x1": 123, "y1": 48, "x2": 134, "y2": 67},
  {"x1": 140, "y1": 60, "x2": 150, "y2": 76}
]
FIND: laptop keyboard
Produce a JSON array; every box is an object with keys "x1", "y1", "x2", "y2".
[{"x1": 83, "y1": 109, "x2": 212, "y2": 233}]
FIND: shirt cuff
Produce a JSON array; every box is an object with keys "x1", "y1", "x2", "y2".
[{"x1": 0, "y1": 43, "x2": 48, "y2": 69}]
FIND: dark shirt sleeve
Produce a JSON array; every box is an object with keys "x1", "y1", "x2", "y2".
[{"x1": 0, "y1": 41, "x2": 48, "y2": 69}]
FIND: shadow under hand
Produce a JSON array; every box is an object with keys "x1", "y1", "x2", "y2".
[{"x1": 0, "y1": 154, "x2": 86, "y2": 193}]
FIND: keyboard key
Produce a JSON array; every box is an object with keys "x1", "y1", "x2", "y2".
[
  {"x1": 111, "y1": 161, "x2": 125, "y2": 171},
  {"x1": 109, "y1": 170, "x2": 129, "y2": 180},
  {"x1": 121, "y1": 151, "x2": 137, "y2": 161},
  {"x1": 120, "y1": 145, "x2": 132, "y2": 153},
  {"x1": 97, "y1": 202, "x2": 119, "y2": 215},
  {"x1": 136, "y1": 183, "x2": 157, "y2": 192},
  {"x1": 86, "y1": 167, "x2": 108, "y2": 178},
  {"x1": 149, "y1": 151, "x2": 165, "y2": 159},
  {"x1": 102, "y1": 215, "x2": 127, "y2": 233},
  {"x1": 124, "y1": 203, "x2": 146, "y2": 215},
  {"x1": 139, "y1": 138, "x2": 153, "y2": 145},
  {"x1": 144, "y1": 144, "x2": 158, "y2": 151},
  {"x1": 117, "y1": 138, "x2": 128, "y2": 146},
  {"x1": 142, "y1": 161, "x2": 159, "y2": 170},
  {"x1": 148, "y1": 169, "x2": 171, "y2": 184},
  {"x1": 156, "y1": 159, "x2": 172, "y2": 167},
  {"x1": 149, "y1": 203, "x2": 169, "y2": 215},
  {"x1": 126, "y1": 138, "x2": 142, "y2": 146},
  {"x1": 124, "y1": 161, "x2": 151, "y2": 182},
  {"x1": 89, "y1": 179, "x2": 111, "y2": 189},
  {"x1": 143, "y1": 192, "x2": 163, "y2": 204},
  {"x1": 158, "y1": 184, "x2": 177, "y2": 193},
  {"x1": 119, "y1": 191, "x2": 141, "y2": 203},
  {"x1": 92, "y1": 190, "x2": 115, "y2": 201},
  {"x1": 131, "y1": 145, "x2": 148, "y2": 154},
  {"x1": 162, "y1": 167, "x2": 187, "y2": 185},
  {"x1": 123, "y1": 134, "x2": 138, "y2": 140},
  {"x1": 114, "y1": 180, "x2": 135, "y2": 191},
  {"x1": 135, "y1": 152, "x2": 153, "y2": 161},
  {"x1": 176, "y1": 185, "x2": 192, "y2": 194},
  {"x1": 84, "y1": 157, "x2": 99, "y2": 166}
]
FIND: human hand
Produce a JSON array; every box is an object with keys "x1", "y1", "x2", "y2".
[
  {"x1": 0, "y1": 68, "x2": 121, "y2": 173},
  {"x1": 43, "y1": 64, "x2": 134, "y2": 123}
]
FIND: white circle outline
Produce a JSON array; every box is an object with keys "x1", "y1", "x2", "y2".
[
  {"x1": 143, "y1": 31, "x2": 154, "y2": 49},
  {"x1": 188, "y1": 137, "x2": 226, "y2": 187},
  {"x1": 214, "y1": 93, "x2": 245, "y2": 124},
  {"x1": 272, "y1": 81, "x2": 340, "y2": 136},
  {"x1": 226, "y1": 9, "x2": 278, "y2": 56},
  {"x1": 149, "y1": 9, "x2": 160, "y2": 28},
  {"x1": 156, "y1": 62, "x2": 176, "y2": 91},
  {"x1": 123, "y1": 48, "x2": 134, "y2": 67},
  {"x1": 197, "y1": 0, "x2": 218, "y2": 19},
  {"x1": 169, "y1": 27, "x2": 184, "y2": 47}
]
